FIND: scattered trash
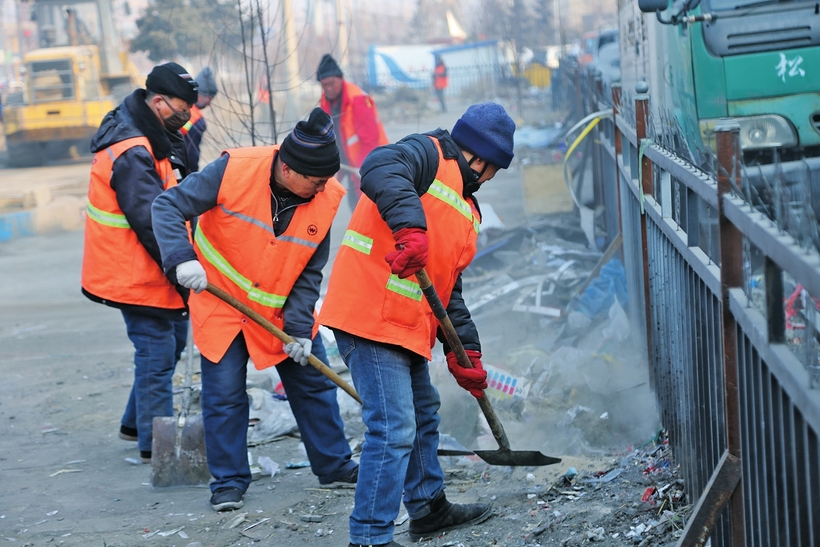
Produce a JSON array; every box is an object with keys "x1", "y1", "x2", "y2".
[
  {"x1": 158, "y1": 526, "x2": 185, "y2": 537},
  {"x1": 242, "y1": 518, "x2": 270, "y2": 531},
  {"x1": 247, "y1": 388, "x2": 298, "y2": 445},
  {"x1": 300, "y1": 514, "x2": 323, "y2": 523},
  {"x1": 124, "y1": 457, "x2": 144, "y2": 466},
  {"x1": 256, "y1": 456, "x2": 279, "y2": 477},
  {"x1": 49, "y1": 469, "x2": 81, "y2": 477},
  {"x1": 285, "y1": 460, "x2": 310, "y2": 469},
  {"x1": 224, "y1": 512, "x2": 248, "y2": 529}
]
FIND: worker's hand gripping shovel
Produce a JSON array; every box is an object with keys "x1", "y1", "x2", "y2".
[
  {"x1": 205, "y1": 283, "x2": 361, "y2": 404},
  {"x1": 416, "y1": 268, "x2": 561, "y2": 467}
]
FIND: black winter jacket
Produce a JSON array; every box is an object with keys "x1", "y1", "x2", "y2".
[
  {"x1": 359, "y1": 129, "x2": 482, "y2": 353},
  {"x1": 83, "y1": 89, "x2": 190, "y2": 319}
]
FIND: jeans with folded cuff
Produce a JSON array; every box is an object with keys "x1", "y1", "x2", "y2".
[
  {"x1": 332, "y1": 329, "x2": 445, "y2": 546},
  {"x1": 120, "y1": 312, "x2": 188, "y2": 454},
  {"x1": 201, "y1": 331, "x2": 355, "y2": 494}
]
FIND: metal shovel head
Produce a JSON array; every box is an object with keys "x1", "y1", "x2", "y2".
[
  {"x1": 472, "y1": 448, "x2": 562, "y2": 467},
  {"x1": 151, "y1": 415, "x2": 211, "y2": 487}
]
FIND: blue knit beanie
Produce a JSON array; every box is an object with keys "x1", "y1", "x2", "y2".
[{"x1": 451, "y1": 102, "x2": 515, "y2": 169}]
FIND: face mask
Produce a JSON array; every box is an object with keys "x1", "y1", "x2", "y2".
[{"x1": 157, "y1": 96, "x2": 191, "y2": 132}]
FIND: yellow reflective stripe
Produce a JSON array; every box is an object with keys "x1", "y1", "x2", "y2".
[
  {"x1": 195, "y1": 230, "x2": 287, "y2": 308},
  {"x1": 426, "y1": 179, "x2": 479, "y2": 232},
  {"x1": 86, "y1": 202, "x2": 130, "y2": 229},
  {"x1": 341, "y1": 229, "x2": 374, "y2": 255},
  {"x1": 385, "y1": 274, "x2": 422, "y2": 301},
  {"x1": 182, "y1": 120, "x2": 194, "y2": 132}
]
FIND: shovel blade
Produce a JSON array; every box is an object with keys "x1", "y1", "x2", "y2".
[
  {"x1": 472, "y1": 448, "x2": 562, "y2": 467},
  {"x1": 151, "y1": 415, "x2": 212, "y2": 487}
]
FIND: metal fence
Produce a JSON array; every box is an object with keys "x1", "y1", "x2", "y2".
[{"x1": 585, "y1": 73, "x2": 820, "y2": 546}]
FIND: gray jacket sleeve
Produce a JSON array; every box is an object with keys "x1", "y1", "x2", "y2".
[
  {"x1": 152, "y1": 154, "x2": 229, "y2": 277},
  {"x1": 282, "y1": 232, "x2": 330, "y2": 340}
]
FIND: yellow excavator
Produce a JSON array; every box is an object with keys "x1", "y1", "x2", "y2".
[{"x1": 3, "y1": 0, "x2": 140, "y2": 167}]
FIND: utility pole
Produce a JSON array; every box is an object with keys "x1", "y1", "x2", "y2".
[
  {"x1": 281, "y1": 0, "x2": 300, "y2": 130},
  {"x1": 335, "y1": 0, "x2": 349, "y2": 71}
]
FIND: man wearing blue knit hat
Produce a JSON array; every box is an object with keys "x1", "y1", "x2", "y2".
[
  {"x1": 152, "y1": 107, "x2": 358, "y2": 511},
  {"x1": 320, "y1": 102, "x2": 515, "y2": 547}
]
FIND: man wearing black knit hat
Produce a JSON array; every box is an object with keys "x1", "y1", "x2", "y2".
[
  {"x1": 317, "y1": 53, "x2": 390, "y2": 209},
  {"x1": 82, "y1": 62, "x2": 199, "y2": 465},
  {"x1": 320, "y1": 102, "x2": 515, "y2": 547},
  {"x1": 152, "y1": 107, "x2": 357, "y2": 511}
]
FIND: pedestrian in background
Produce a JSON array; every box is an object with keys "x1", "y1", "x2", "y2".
[
  {"x1": 152, "y1": 108, "x2": 358, "y2": 512},
  {"x1": 181, "y1": 67, "x2": 218, "y2": 172},
  {"x1": 317, "y1": 53, "x2": 389, "y2": 209},
  {"x1": 320, "y1": 102, "x2": 516, "y2": 547},
  {"x1": 81, "y1": 62, "x2": 198, "y2": 464},
  {"x1": 433, "y1": 56, "x2": 448, "y2": 113}
]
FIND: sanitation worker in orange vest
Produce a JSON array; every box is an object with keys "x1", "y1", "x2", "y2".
[
  {"x1": 432, "y1": 55, "x2": 448, "y2": 113},
  {"x1": 319, "y1": 102, "x2": 516, "y2": 547},
  {"x1": 181, "y1": 67, "x2": 218, "y2": 172},
  {"x1": 317, "y1": 54, "x2": 389, "y2": 210},
  {"x1": 81, "y1": 62, "x2": 198, "y2": 465},
  {"x1": 152, "y1": 108, "x2": 358, "y2": 512}
]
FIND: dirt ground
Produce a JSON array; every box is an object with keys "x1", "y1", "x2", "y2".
[{"x1": 1, "y1": 96, "x2": 686, "y2": 547}]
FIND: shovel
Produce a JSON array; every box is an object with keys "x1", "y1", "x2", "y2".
[
  {"x1": 205, "y1": 283, "x2": 361, "y2": 404},
  {"x1": 151, "y1": 321, "x2": 212, "y2": 487},
  {"x1": 416, "y1": 268, "x2": 561, "y2": 467}
]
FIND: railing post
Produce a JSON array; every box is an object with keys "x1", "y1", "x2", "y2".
[
  {"x1": 612, "y1": 83, "x2": 623, "y2": 232},
  {"x1": 715, "y1": 118, "x2": 746, "y2": 547},
  {"x1": 635, "y1": 82, "x2": 655, "y2": 369}
]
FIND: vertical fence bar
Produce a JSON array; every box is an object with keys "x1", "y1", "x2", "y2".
[
  {"x1": 612, "y1": 83, "x2": 623, "y2": 233},
  {"x1": 635, "y1": 82, "x2": 655, "y2": 367},
  {"x1": 715, "y1": 118, "x2": 746, "y2": 547}
]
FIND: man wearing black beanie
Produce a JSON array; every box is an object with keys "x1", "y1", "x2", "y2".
[
  {"x1": 82, "y1": 62, "x2": 199, "y2": 465},
  {"x1": 152, "y1": 108, "x2": 358, "y2": 511},
  {"x1": 320, "y1": 102, "x2": 515, "y2": 547},
  {"x1": 317, "y1": 53, "x2": 390, "y2": 209}
]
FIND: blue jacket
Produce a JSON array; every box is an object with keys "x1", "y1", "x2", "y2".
[
  {"x1": 358, "y1": 129, "x2": 482, "y2": 352},
  {"x1": 152, "y1": 151, "x2": 329, "y2": 340}
]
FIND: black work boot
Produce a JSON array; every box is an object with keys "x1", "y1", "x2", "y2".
[{"x1": 408, "y1": 491, "x2": 492, "y2": 541}]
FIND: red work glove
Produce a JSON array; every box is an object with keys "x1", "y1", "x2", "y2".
[
  {"x1": 445, "y1": 350, "x2": 488, "y2": 399},
  {"x1": 384, "y1": 227, "x2": 428, "y2": 279}
]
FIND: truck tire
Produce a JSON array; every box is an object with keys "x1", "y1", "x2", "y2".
[{"x1": 6, "y1": 143, "x2": 46, "y2": 168}]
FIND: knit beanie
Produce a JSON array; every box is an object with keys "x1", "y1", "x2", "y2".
[
  {"x1": 279, "y1": 108, "x2": 340, "y2": 177},
  {"x1": 316, "y1": 54, "x2": 343, "y2": 81},
  {"x1": 145, "y1": 62, "x2": 199, "y2": 105},
  {"x1": 195, "y1": 67, "x2": 218, "y2": 98},
  {"x1": 451, "y1": 102, "x2": 515, "y2": 169}
]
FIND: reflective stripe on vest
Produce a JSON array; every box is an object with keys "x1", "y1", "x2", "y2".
[
  {"x1": 427, "y1": 179, "x2": 480, "y2": 233},
  {"x1": 386, "y1": 274, "x2": 422, "y2": 301},
  {"x1": 341, "y1": 229, "x2": 373, "y2": 255},
  {"x1": 86, "y1": 202, "x2": 130, "y2": 229},
  {"x1": 194, "y1": 229, "x2": 288, "y2": 308}
]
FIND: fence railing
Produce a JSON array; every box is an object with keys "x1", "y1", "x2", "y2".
[{"x1": 585, "y1": 74, "x2": 820, "y2": 547}]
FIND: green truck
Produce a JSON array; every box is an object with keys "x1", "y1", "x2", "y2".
[{"x1": 619, "y1": 0, "x2": 820, "y2": 172}]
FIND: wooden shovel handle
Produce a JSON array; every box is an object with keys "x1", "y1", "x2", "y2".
[
  {"x1": 205, "y1": 283, "x2": 362, "y2": 405},
  {"x1": 415, "y1": 269, "x2": 511, "y2": 451}
]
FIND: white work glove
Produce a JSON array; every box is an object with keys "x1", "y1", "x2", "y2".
[
  {"x1": 284, "y1": 336, "x2": 312, "y2": 366},
  {"x1": 175, "y1": 260, "x2": 208, "y2": 293}
]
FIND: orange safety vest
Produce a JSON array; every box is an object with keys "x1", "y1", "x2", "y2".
[
  {"x1": 434, "y1": 64, "x2": 448, "y2": 91},
  {"x1": 82, "y1": 137, "x2": 185, "y2": 310},
  {"x1": 319, "y1": 137, "x2": 481, "y2": 360},
  {"x1": 180, "y1": 105, "x2": 202, "y2": 136},
  {"x1": 189, "y1": 145, "x2": 345, "y2": 369},
  {"x1": 320, "y1": 80, "x2": 389, "y2": 168}
]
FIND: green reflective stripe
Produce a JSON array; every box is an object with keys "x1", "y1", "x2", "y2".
[
  {"x1": 473, "y1": 217, "x2": 480, "y2": 233},
  {"x1": 341, "y1": 229, "x2": 374, "y2": 255},
  {"x1": 427, "y1": 179, "x2": 473, "y2": 221},
  {"x1": 182, "y1": 120, "x2": 194, "y2": 132},
  {"x1": 86, "y1": 202, "x2": 130, "y2": 228},
  {"x1": 195, "y1": 230, "x2": 287, "y2": 308},
  {"x1": 386, "y1": 274, "x2": 422, "y2": 301}
]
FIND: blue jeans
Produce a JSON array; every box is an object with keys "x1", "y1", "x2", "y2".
[
  {"x1": 120, "y1": 312, "x2": 188, "y2": 454},
  {"x1": 333, "y1": 330, "x2": 445, "y2": 545},
  {"x1": 200, "y1": 331, "x2": 355, "y2": 494}
]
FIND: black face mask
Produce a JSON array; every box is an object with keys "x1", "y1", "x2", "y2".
[
  {"x1": 466, "y1": 155, "x2": 489, "y2": 191},
  {"x1": 157, "y1": 96, "x2": 191, "y2": 132}
]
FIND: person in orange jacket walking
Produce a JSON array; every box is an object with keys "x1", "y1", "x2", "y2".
[
  {"x1": 317, "y1": 54, "x2": 389, "y2": 209},
  {"x1": 151, "y1": 108, "x2": 358, "y2": 512},
  {"x1": 320, "y1": 102, "x2": 516, "y2": 547},
  {"x1": 432, "y1": 55, "x2": 448, "y2": 113},
  {"x1": 81, "y1": 62, "x2": 199, "y2": 464}
]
